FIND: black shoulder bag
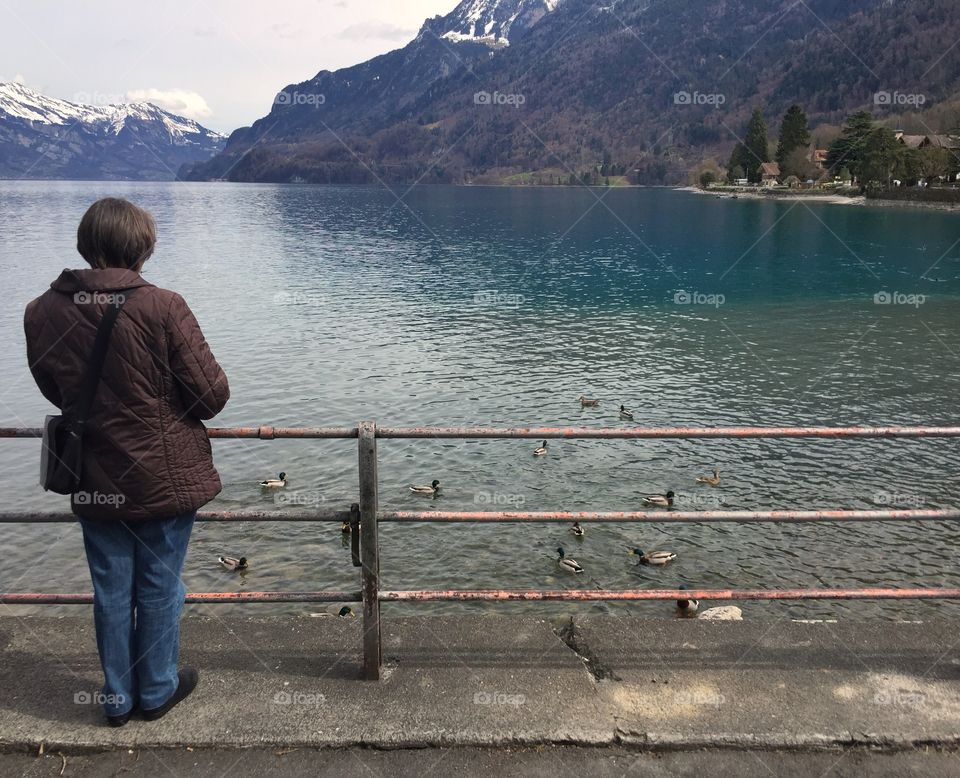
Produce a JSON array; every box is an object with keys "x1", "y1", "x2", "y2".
[{"x1": 40, "y1": 290, "x2": 134, "y2": 494}]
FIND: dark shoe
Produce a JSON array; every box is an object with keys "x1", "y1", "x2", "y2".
[
  {"x1": 142, "y1": 668, "x2": 199, "y2": 722},
  {"x1": 106, "y1": 711, "x2": 132, "y2": 728}
]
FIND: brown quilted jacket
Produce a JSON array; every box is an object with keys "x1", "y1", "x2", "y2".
[{"x1": 24, "y1": 268, "x2": 230, "y2": 521}]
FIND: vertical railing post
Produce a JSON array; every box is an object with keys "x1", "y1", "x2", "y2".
[{"x1": 358, "y1": 420, "x2": 381, "y2": 680}]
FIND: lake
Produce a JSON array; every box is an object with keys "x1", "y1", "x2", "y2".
[{"x1": 1, "y1": 181, "x2": 958, "y2": 620}]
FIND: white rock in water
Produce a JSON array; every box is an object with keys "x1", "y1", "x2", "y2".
[{"x1": 698, "y1": 606, "x2": 743, "y2": 621}]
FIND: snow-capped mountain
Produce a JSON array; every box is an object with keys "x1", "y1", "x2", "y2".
[
  {"x1": 0, "y1": 82, "x2": 226, "y2": 180},
  {"x1": 186, "y1": 0, "x2": 563, "y2": 180},
  {"x1": 431, "y1": 0, "x2": 564, "y2": 47}
]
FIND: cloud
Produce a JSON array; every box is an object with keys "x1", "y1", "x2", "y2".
[
  {"x1": 126, "y1": 88, "x2": 213, "y2": 120},
  {"x1": 1, "y1": 74, "x2": 27, "y2": 85},
  {"x1": 339, "y1": 22, "x2": 417, "y2": 41},
  {"x1": 270, "y1": 22, "x2": 302, "y2": 40}
]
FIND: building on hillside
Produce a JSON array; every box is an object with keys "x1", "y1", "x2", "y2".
[
  {"x1": 919, "y1": 134, "x2": 960, "y2": 151},
  {"x1": 894, "y1": 131, "x2": 959, "y2": 151},
  {"x1": 895, "y1": 132, "x2": 926, "y2": 149},
  {"x1": 759, "y1": 162, "x2": 781, "y2": 186},
  {"x1": 807, "y1": 145, "x2": 829, "y2": 169}
]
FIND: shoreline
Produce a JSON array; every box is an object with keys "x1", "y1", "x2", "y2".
[
  {"x1": 678, "y1": 185, "x2": 863, "y2": 206},
  {"x1": 679, "y1": 185, "x2": 960, "y2": 212},
  {"x1": 4, "y1": 177, "x2": 959, "y2": 211}
]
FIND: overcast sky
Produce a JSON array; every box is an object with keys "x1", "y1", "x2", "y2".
[{"x1": 0, "y1": 0, "x2": 454, "y2": 133}]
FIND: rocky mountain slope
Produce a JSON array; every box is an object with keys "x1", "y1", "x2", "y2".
[{"x1": 184, "y1": 0, "x2": 960, "y2": 185}]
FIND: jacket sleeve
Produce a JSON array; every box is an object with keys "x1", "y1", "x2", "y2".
[
  {"x1": 24, "y1": 301, "x2": 63, "y2": 410},
  {"x1": 165, "y1": 293, "x2": 230, "y2": 420}
]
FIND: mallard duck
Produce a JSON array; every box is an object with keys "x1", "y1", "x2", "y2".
[
  {"x1": 578, "y1": 395, "x2": 600, "y2": 407},
  {"x1": 619, "y1": 404, "x2": 634, "y2": 421},
  {"x1": 641, "y1": 490, "x2": 675, "y2": 508},
  {"x1": 676, "y1": 584, "x2": 699, "y2": 615},
  {"x1": 630, "y1": 548, "x2": 677, "y2": 566},
  {"x1": 260, "y1": 472, "x2": 287, "y2": 488},
  {"x1": 533, "y1": 440, "x2": 548, "y2": 456},
  {"x1": 218, "y1": 556, "x2": 248, "y2": 572},
  {"x1": 696, "y1": 469, "x2": 721, "y2": 487},
  {"x1": 410, "y1": 479, "x2": 441, "y2": 495},
  {"x1": 571, "y1": 521, "x2": 584, "y2": 537},
  {"x1": 309, "y1": 605, "x2": 356, "y2": 618},
  {"x1": 341, "y1": 521, "x2": 352, "y2": 534},
  {"x1": 556, "y1": 546, "x2": 584, "y2": 573}
]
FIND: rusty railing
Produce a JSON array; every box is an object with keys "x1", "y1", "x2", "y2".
[{"x1": 1, "y1": 423, "x2": 959, "y2": 679}]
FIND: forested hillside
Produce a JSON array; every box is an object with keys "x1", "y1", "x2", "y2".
[{"x1": 184, "y1": 0, "x2": 960, "y2": 185}]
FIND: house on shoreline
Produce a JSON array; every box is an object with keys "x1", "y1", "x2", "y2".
[{"x1": 760, "y1": 162, "x2": 781, "y2": 186}]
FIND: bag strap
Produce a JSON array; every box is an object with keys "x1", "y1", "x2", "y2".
[{"x1": 73, "y1": 288, "x2": 136, "y2": 426}]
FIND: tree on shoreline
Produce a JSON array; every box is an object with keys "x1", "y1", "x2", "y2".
[
  {"x1": 775, "y1": 105, "x2": 812, "y2": 175},
  {"x1": 826, "y1": 111, "x2": 875, "y2": 181},
  {"x1": 744, "y1": 108, "x2": 771, "y2": 183},
  {"x1": 862, "y1": 126, "x2": 901, "y2": 186},
  {"x1": 726, "y1": 143, "x2": 748, "y2": 182}
]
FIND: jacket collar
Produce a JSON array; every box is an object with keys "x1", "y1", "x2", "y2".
[{"x1": 50, "y1": 268, "x2": 153, "y2": 293}]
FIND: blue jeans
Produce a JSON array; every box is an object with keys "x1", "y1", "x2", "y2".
[{"x1": 79, "y1": 512, "x2": 195, "y2": 717}]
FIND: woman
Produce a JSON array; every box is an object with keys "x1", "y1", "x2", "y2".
[{"x1": 23, "y1": 197, "x2": 230, "y2": 726}]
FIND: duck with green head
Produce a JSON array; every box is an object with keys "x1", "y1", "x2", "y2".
[
  {"x1": 676, "y1": 584, "x2": 699, "y2": 615},
  {"x1": 641, "y1": 491, "x2": 675, "y2": 508},
  {"x1": 630, "y1": 548, "x2": 676, "y2": 566},
  {"x1": 410, "y1": 479, "x2": 441, "y2": 495},
  {"x1": 556, "y1": 546, "x2": 584, "y2": 574}
]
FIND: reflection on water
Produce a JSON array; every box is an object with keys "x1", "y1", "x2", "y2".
[{"x1": 0, "y1": 182, "x2": 958, "y2": 619}]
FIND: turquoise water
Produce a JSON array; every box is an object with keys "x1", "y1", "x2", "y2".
[{"x1": 0, "y1": 182, "x2": 958, "y2": 619}]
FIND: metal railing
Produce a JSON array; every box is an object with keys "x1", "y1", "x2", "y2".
[{"x1": 2, "y1": 422, "x2": 960, "y2": 680}]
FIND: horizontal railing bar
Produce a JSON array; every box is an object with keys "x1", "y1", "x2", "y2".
[
  {"x1": 3, "y1": 509, "x2": 958, "y2": 525},
  {"x1": 0, "y1": 591, "x2": 362, "y2": 605},
  {"x1": 0, "y1": 427, "x2": 359, "y2": 440},
  {"x1": 4, "y1": 426, "x2": 960, "y2": 440},
  {"x1": 8, "y1": 589, "x2": 960, "y2": 605},
  {"x1": 376, "y1": 426, "x2": 960, "y2": 439},
  {"x1": 379, "y1": 509, "x2": 960, "y2": 523},
  {"x1": 0, "y1": 510, "x2": 353, "y2": 524},
  {"x1": 380, "y1": 588, "x2": 960, "y2": 601}
]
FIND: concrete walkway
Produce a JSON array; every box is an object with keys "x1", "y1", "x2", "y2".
[
  {"x1": 1, "y1": 615, "x2": 959, "y2": 752},
  {"x1": 5, "y1": 746, "x2": 960, "y2": 778}
]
